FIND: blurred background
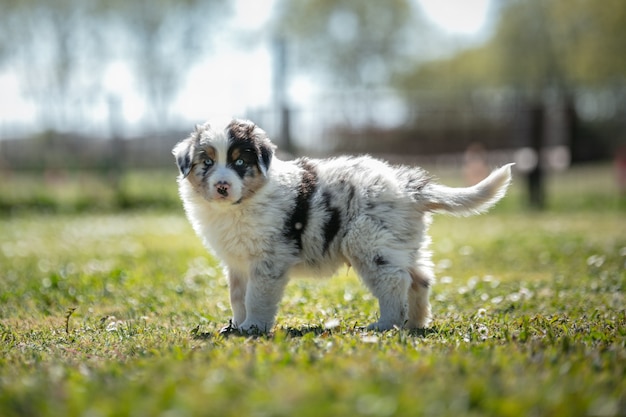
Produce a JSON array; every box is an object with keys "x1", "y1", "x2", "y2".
[{"x1": 0, "y1": 0, "x2": 625, "y2": 213}]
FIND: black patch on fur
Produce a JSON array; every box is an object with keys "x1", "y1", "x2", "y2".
[
  {"x1": 177, "y1": 152, "x2": 192, "y2": 177},
  {"x1": 226, "y1": 119, "x2": 273, "y2": 175},
  {"x1": 284, "y1": 158, "x2": 318, "y2": 251},
  {"x1": 227, "y1": 120, "x2": 256, "y2": 143},
  {"x1": 231, "y1": 163, "x2": 247, "y2": 179},
  {"x1": 346, "y1": 184, "x2": 356, "y2": 203},
  {"x1": 228, "y1": 148, "x2": 257, "y2": 179},
  {"x1": 260, "y1": 145, "x2": 273, "y2": 173},
  {"x1": 226, "y1": 124, "x2": 256, "y2": 171},
  {"x1": 374, "y1": 255, "x2": 388, "y2": 266},
  {"x1": 321, "y1": 191, "x2": 341, "y2": 253},
  {"x1": 227, "y1": 140, "x2": 256, "y2": 157}
]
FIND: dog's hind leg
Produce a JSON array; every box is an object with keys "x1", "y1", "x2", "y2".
[
  {"x1": 345, "y1": 257, "x2": 411, "y2": 331},
  {"x1": 363, "y1": 267, "x2": 411, "y2": 331},
  {"x1": 407, "y1": 267, "x2": 433, "y2": 329},
  {"x1": 343, "y1": 225, "x2": 412, "y2": 330}
]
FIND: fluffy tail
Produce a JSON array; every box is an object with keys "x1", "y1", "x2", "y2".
[{"x1": 421, "y1": 163, "x2": 514, "y2": 216}]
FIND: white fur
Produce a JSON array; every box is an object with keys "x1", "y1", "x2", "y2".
[{"x1": 173, "y1": 119, "x2": 513, "y2": 333}]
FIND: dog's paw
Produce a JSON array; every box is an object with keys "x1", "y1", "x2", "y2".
[
  {"x1": 366, "y1": 321, "x2": 399, "y2": 332},
  {"x1": 239, "y1": 320, "x2": 270, "y2": 335},
  {"x1": 218, "y1": 319, "x2": 240, "y2": 336}
]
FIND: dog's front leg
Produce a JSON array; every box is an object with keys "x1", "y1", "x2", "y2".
[
  {"x1": 238, "y1": 262, "x2": 289, "y2": 333},
  {"x1": 227, "y1": 270, "x2": 248, "y2": 326}
]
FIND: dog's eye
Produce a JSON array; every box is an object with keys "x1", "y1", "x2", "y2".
[
  {"x1": 204, "y1": 158, "x2": 214, "y2": 167},
  {"x1": 235, "y1": 159, "x2": 245, "y2": 167}
]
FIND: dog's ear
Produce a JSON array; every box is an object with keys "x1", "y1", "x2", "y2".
[
  {"x1": 257, "y1": 137, "x2": 275, "y2": 176},
  {"x1": 172, "y1": 139, "x2": 194, "y2": 179},
  {"x1": 172, "y1": 124, "x2": 207, "y2": 178}
]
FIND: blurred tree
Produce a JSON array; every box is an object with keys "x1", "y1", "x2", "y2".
[
  {"x1": 0, "y1": 0, "x2": 104, "y2": 130},
  {"x1": 273, "y1": 0, "x2": 432, "y2": 89},
  {"x1": 271, "y1": 0, "x2": 448, "y2": 130},
  {"x1": 395, "y1": 0, "x2": 626, "y2": 94},
  {"x1": 97, "y1": 0, "x2": 230, "y2": 127},
  {"x1": 558, "y1": 0, "x2": 626, "y2": 85},
  {"x1": 0, "y1": 0, "x2": 230, "y2": 132}
]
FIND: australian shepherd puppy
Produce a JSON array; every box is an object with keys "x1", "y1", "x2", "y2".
[{"x1": 173, "y1": 119, "x2": 513, "y2": 333}]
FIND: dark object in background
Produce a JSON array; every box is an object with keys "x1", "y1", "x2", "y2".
[{"x1": 528, "y1": 103, "x2": 546, "y2": 209}]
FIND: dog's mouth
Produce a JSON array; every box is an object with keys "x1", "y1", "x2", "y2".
[
  {"x1": 213, "y1": 193, "x2": 232, "y2": 202},
  {"x1": 208, "y1": 190, "x2": 242, "y2": 205}
]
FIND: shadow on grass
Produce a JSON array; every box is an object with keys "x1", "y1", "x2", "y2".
[{"x1": 194, "y1": 320, "x2": 439, "y2": 340}]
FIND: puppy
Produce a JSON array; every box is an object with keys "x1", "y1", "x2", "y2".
[{"x1": 173, "y1": 119, "x2": 512, "y2": 333}]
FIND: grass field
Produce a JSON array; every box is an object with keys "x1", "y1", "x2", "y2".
[{"x1": 1, "y1": 165, "x2": 625, "y2": 416}]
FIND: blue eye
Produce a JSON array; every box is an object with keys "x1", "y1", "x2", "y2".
[
  {"x1": 235, "y1": 159, "x2": 245, "y2": 166},
  {"x1": 204, "y1": 158, "x2": 214, "y2": 167}
]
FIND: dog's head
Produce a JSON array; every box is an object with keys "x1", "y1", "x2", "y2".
[{"x1": 172, "y1": 119, "x2": 275, "y2": 204}]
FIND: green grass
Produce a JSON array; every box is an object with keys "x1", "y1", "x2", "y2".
[
  {"x1": 0, "y1": 169, "x2": 180, "y2": 214},
  {"x1": 0, "y1": 164, "x2": 625, "y2": 416}
]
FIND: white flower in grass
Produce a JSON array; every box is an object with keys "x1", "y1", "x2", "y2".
[
  {"x1": 477, "y1": 324, "x2": 489, "y2": 341},
  {"x1": 324, "y1": 318, "x2": 341, "y2": 330}
]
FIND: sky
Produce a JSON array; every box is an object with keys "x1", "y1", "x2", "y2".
[
  {"x1": 420, "y1": 0, "x2": 491, "y2": 35},
  {"x1": 0, "y1": 0, "x2": 492, "y2": 137}
]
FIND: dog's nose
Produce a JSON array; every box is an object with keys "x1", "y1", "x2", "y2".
[{"x1": 215, "y1": 181, "x2": 230, "y2": 197}]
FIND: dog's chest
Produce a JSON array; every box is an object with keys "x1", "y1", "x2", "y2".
[
  {"x1": 196, "y1": 203, "x2": 286, "y2": 269},
  {"x1": 206, "y1": 215, "x2": 265, "y2": 257}
]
